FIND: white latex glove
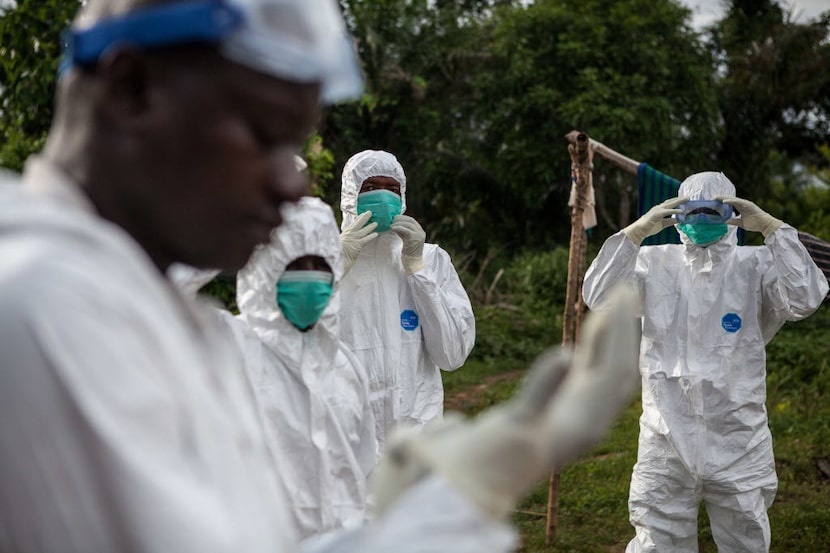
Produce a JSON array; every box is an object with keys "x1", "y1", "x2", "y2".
[
  {"x1": 371, "y1": 286, "x2": 640, "y2": 520},
  {"x1": 340, "y1": 211, "x2": 378, "y2": 273},
  {"x1": 714, "y1": 196, "x2": 783, "y2": 237},
  {"x1": 390, "y1": 214, "x2": 426, "y2": 274},
  {"x1": 622, "y1": 196, "x2": 688, "y2": 245}
]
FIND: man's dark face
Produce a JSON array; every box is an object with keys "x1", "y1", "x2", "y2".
[
  {"x1": 117, "y1": 49, "x2": 320, "y2": 272},
  {"x1": 359, "y1": 175, "x2": 401, "y2": 196},
  {"x1": 285, "y1": 255, "x2": 331, "y2": 273}
]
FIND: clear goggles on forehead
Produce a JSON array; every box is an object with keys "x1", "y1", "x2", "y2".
[
  {"x1": 60, "y1": 0, "x2": 363, "y2": 104},
  {"x1": 675, "y1": 200, "x2": 734, "y2": 224}
]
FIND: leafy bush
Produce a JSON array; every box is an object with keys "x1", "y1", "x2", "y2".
[
  {"x1": 465, "y1": 247, "x2": 571, "y2": 364},
  {"x1": 502, "y1": 247, "x2": 571, "y2": 310}
]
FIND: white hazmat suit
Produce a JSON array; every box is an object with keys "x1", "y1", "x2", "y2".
[
  {"x1": 0, "y1": 158, "x2": 519, "y2": 553},
  {"x1": 235, "y1": 196, "x2": 378, "y2": 538},
  {"x1": 583, "y1": 172, "x2": 829, "y2": 553},
  {"x1": 338, "y1": 150, "x2": 475, "y2": 449}
]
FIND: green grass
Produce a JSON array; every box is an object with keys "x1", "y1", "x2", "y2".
[{"x1": 443, "y1": 302, "x2": 830, "y2": 552}]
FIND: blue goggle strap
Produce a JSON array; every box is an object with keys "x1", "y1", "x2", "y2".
[{"x1": 60, "y1": 0, "x2": 244, "y2": 72}]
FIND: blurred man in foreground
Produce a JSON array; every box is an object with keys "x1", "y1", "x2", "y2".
[{"x1": 0, "y1": 1, "x2": 640, "y2": 552}]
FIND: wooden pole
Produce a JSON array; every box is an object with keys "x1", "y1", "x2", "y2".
[
  {"x1": 546, "y1": 131, "x2": 594, "y2": 546},
  {"x1": 564, "y1": 130, "x2": 639, "y2": 176}
]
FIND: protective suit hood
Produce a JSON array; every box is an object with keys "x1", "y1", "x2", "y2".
[
  {"x1": 237, "y1": 196, "x2": 343, "y2": 347},
  {"x1": 340, "y1": 150, "x2": 407, "y2": 229},
  {"x1": 67, "y1": 0, "x2": 364, "y2": 104},
  {"x1": 676, "y1": 172, "x2": 738, "y2": 248}
]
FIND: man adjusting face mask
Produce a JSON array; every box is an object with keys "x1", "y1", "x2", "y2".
[{"x1": 356, "y1": 190, "x2": 402, "y2": 233}]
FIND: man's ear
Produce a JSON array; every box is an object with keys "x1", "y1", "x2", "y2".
[{"x1": 94, "y1": 47, "x2": 155, "y2": 129}]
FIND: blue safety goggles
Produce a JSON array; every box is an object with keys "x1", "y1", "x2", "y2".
[
  {"x1": 675, "y1": 200, "x2": 734, "y2": 225},
  {"x1": 60, "y1": 0, "x2": 243, "y2": 73}
]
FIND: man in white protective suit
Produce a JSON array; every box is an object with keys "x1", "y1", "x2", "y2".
[
  {"x1": 338, "y1": 149, "x2": 475, "y2": 450},
  {"x1": 582, "y1": 171, "x2": 829, "y2": 553},
  {"x1": 235, "y1": 196, "x2": 378, "y2": 538},
  {"x1": 0, "y1": 0, "x2": 642, "y2": 551}
]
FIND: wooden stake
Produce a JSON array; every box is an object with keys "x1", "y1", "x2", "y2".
[{"x1": 546, "y1": 131, "x2": 594, "y2": 546}]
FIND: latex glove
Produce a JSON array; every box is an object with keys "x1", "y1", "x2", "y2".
[
  {"x1": 622, "y1": 196, "x2": 688, "y2": 245},
  {"x1": 340, "y1": 211, "x2": 378, "y2": 273},
  {"x1": 371, "y1": 286, "x2": 640, "y2": 520},
  {"x1": 390, "y1": 214, "x2": 426, "y2": 274},
  {"x1": 714, "y1": 196, "x2": 783, "y2": 237}
]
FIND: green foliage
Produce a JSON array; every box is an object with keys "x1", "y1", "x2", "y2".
[
  {"x1": 303, "y1": 131, "x2": 336, "y2": 198},
  {"x1": 503, "y1": 247, "x2": 571, "y2": 309},
  {"x1": 462, "y1": 0, "x2": 721, "y2": 245},
  {"x1": 708, "y1": 0, "x2": 830, "y2": 200},
  {"x1": 199, "y1": 274, "x2": 238, "y2": 313},
  {"x1": 461, "y1": 248, "x2": 569, "y2": 366},
  {"x1": 766, "y1": 304, "x2": 830, "y2": 445},
  {"x1": 0, "y1": 0, "x2": 81, "y2": 170}
]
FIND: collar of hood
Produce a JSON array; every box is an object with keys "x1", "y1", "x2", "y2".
[
  {"x1": 22, "y1": 155, "x2": 98, "y2": 214},
  {"x1": 236, "y1": 196, "x2": 342, "y2": 336}
]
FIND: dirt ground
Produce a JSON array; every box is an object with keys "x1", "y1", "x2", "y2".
[{"x1": 443, "y1": 369, "x2": 524, "y2": 412}]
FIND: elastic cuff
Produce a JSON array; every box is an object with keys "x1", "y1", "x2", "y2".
[
  {"x1": 621, "y1": 227, "x2": 643, "y2": 246},
  {"x1": 761, "y1": 218, "x2": 784, "y2": 238},
  {"x1": 404, "y1": 256, "x2": 426, "y2": 275}
]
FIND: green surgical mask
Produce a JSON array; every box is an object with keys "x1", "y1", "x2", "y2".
[
  {"x1": 678, "y1": 222, "x2": 728, "y2": 247},
  {"x1": 356, "y1": 189, "x2": 402, "y2": 232},
  {"x1": 276, "y1": 270, "x2": 333, "y2": 331}
]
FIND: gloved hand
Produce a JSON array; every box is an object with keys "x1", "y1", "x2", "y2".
[
  {"x1": 622, "y1": 197, "x2": 688, "y2": 245},
  {"x1": 371, "y1": 286, "x2": 640, "y2": 520},
  {"x1": 714, "y1": 196, "x2": 783, "y2": 237},
  {"x1": 340, "y1": 211, "x2": 378, "y2": 273},
  {"x1": 390, "y1": 215, "x2": 426, "y2": 274}
]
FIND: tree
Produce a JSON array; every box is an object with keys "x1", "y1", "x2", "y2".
[
  {"x1": 708, "y1": 0, "x2": 830, "y2": 199},
  {"x1": 445, "y1": 0, "x2": 721, "y2": 249},
  {"x1": 324, "y1": 0, "x2": 723, "y2": 258},
  {"x1": 0, "y1": 0, "x2": 81, "y2": 171},
  {"x1": 323, "y1": 1, "x2": 509, "y2": 228}
]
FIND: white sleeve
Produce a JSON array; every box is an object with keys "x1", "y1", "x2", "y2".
[
  {"x1": 0, "y1": 276, "x2": 286, "y2": 553},
  {"x1": 408, "y1": 245, "x2": 475, "y2": 371},
  {"x1": 300, "y1": 475, "x2": 518, "y2": 553},
  {"x1": 760, "y1": 225, "x2": 829, "y2": 336},
  {"x1": 583, "y1": 231, "x2": 641, "y2": 310}
]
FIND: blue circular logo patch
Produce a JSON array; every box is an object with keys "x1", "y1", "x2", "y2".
[
  {"x1": 722, "y1": 313, "x2": 742, "y2": 333},
  {"x1": 400, "y1": 309, "x2": 419, "y2": 331}
]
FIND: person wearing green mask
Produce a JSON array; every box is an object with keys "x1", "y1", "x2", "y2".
[
  {"x1": 337, "y1": 149, "x2": 476, "y2": 452},
  {"x1": 583, "y1": 171, "x2": 829, "y2": 553},
  {"x1": 235, "y1": 196, "x2": 378, "y2": 539}
]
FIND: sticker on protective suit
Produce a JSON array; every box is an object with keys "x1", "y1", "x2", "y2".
[
  {"x1": 721, "y1": 313, "x2": 742, "y2": 333},
  {"x1": 400, "y1": 309, "x2": 419, "y2": 331}
]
